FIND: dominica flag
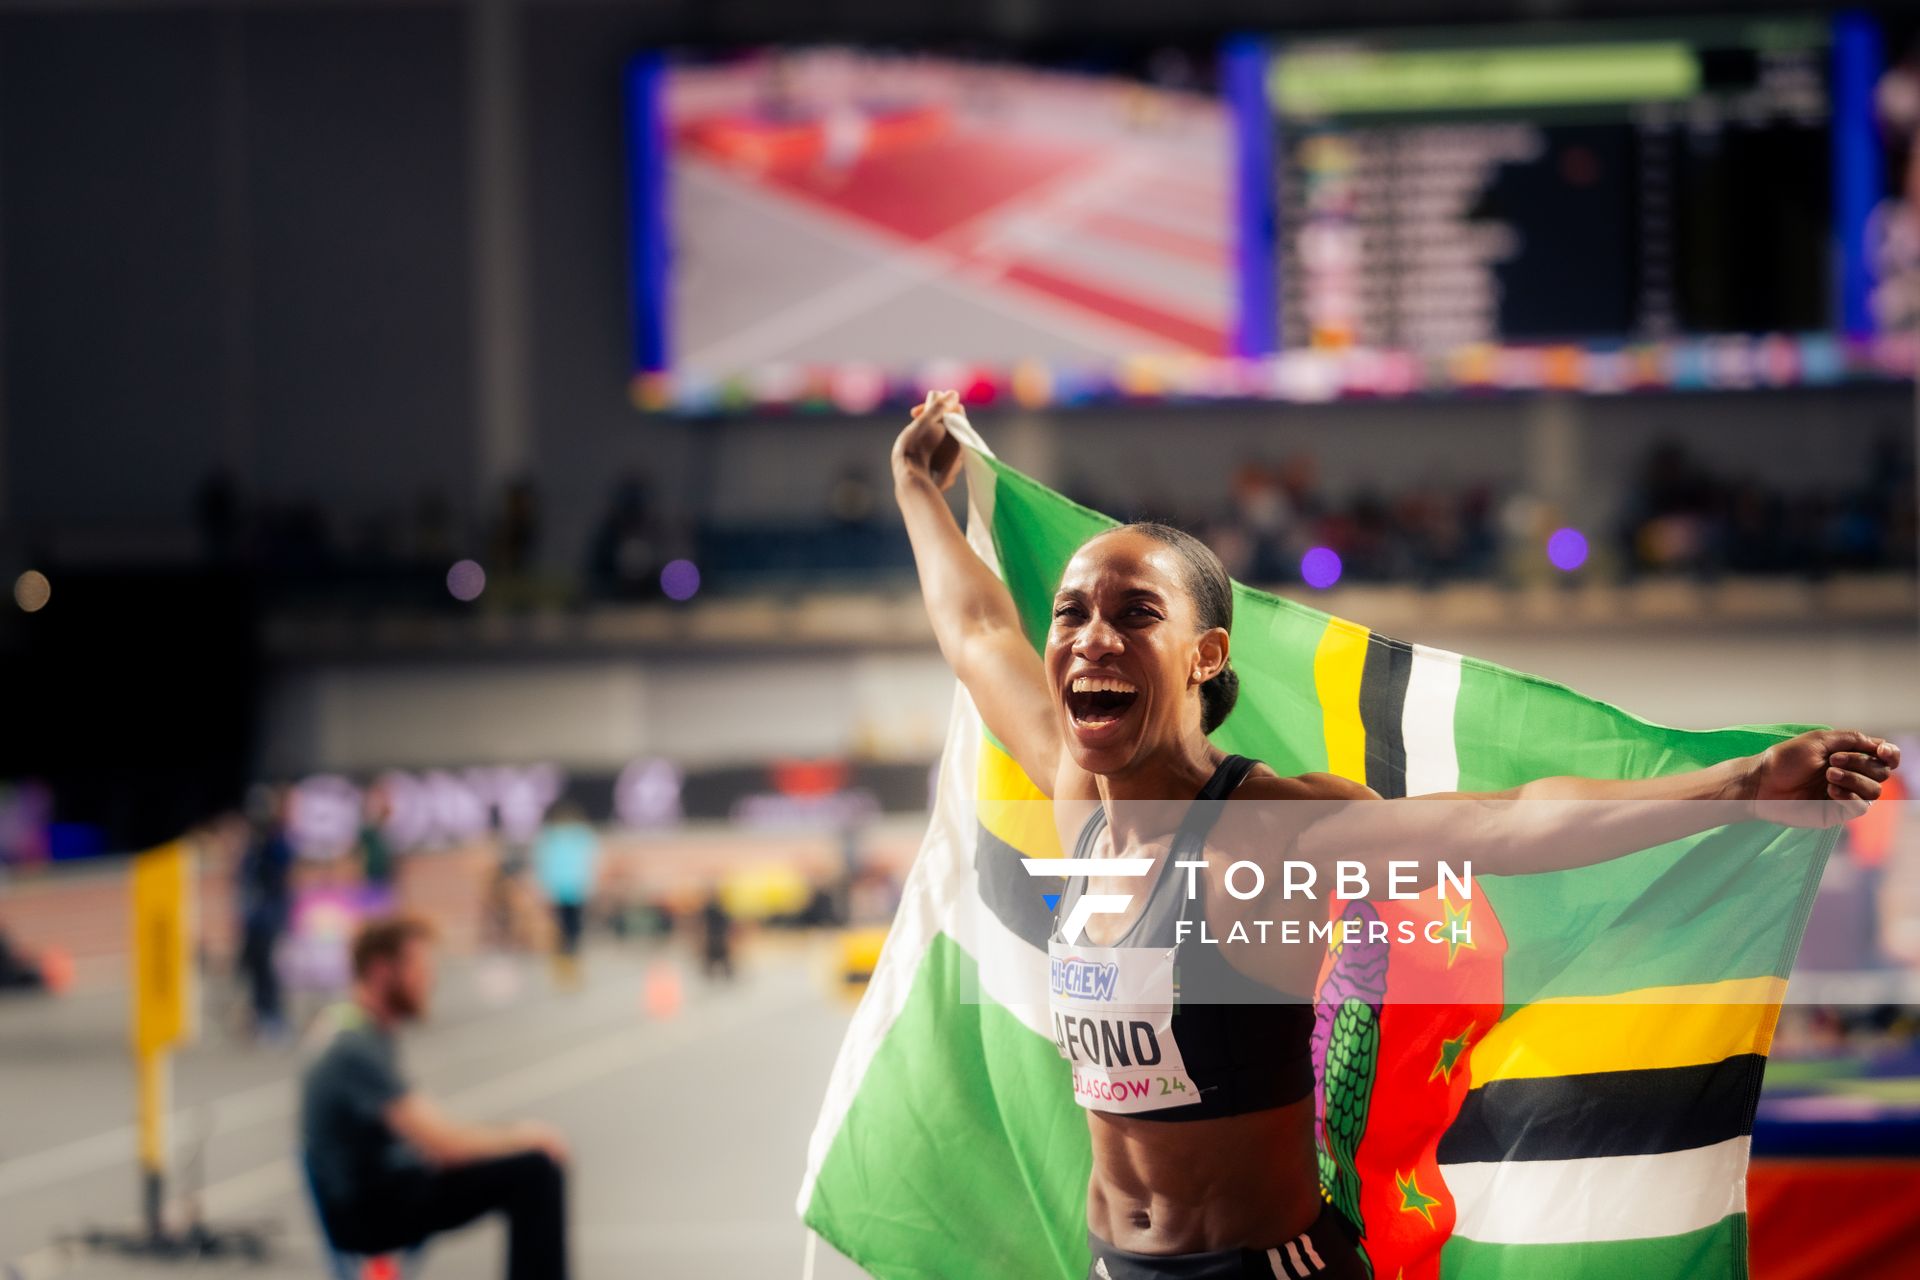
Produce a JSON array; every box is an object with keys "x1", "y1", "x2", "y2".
[{"x1": 798, "y1": 426, "x2": 1835, "y2": 1279}]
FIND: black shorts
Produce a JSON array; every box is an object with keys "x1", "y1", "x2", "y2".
[{"x1": 1086, "y1": 1203, "x2": 1365, "y2": 1280}]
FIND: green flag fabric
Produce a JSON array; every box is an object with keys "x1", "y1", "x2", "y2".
[{"x1": 798, "y1": 430, "x2": 1835, "y2": 1280}]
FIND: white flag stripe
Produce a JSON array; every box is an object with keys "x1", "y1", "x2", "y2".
[
  {"x1": 798, "y1": 444, "x2": 1003, "y2": 1213},
  {"x1": 796, "y1": 678, "x2": 981, "y2": 1211},
  {"x1": 1410, "y1": 639, "x2": 1756, "y2": 1254},
  {"x1": 953, "y1": 413, "x2": 999, "y2": 562},
  {"x1": 1441, "y1": 1137, "x2": 1750, "y2": 1245},
  {"x1": 950, "y1": 436, "x2": 1069, "y2": 1031},
  {"x1": 965, "y1": 892, "x2": 1054, "y2": 1037},
  {"x1": 1401, "y1": 643, "x2": 1463, "y2": 796}
]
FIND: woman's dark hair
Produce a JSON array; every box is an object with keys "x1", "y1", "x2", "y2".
[{"x1": 1085, "y1": 520, "x2": 1239, "y2": 734}]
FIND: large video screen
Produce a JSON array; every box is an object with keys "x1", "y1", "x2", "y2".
[
  {"x1": 626, "y1": 20, "x2": 1903, "y2": 412},
  {"x1": 631, "y1": 46, "x2": 1233, "y2": 412}
]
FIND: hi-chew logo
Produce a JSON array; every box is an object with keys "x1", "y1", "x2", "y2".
[
  {"x1": 1050, "y1": 955, "x2": 1121, "y2": 1001},
  {"x1": 1022, "y1": 858, "x2": 1154, "y2": 944}
]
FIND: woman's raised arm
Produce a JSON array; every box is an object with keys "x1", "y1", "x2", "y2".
[
  {"x1": 892, "y1": 391, "x2": 1062, "y2": 796},
  {"x1": 1288, "y1": 729, "x2": 1899, "y2": 877}
]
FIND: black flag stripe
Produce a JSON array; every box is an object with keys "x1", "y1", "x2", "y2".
[
  {"x1": 1357, "y1": 633, "x2": 1413, "y2": 800},
  {"x1": 975, "y1": 822, "x2": 1057, "y2": 951},
  {"x1": 1436, "y1": 1055, "x2": 1765, "y2": 1164}
]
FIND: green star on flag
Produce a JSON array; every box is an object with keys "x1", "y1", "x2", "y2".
[
  {"x1": 1430, "y1": 1026, "x2": 1474, "y2": 1084},
  {"x1": 1441, "y1": 897, "x2": 1475, "y2": 968},
  {"x1": 1397, "y1": 1170, "x2": 1442, "y2": 1227}
]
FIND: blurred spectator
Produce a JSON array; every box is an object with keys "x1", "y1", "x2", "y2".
[
  {"x1": 587, "y1": 472, "x2": 662, "y2": 600},
  {"x1": 598, "y1": 859, "x2": 648, "y2": 940},
  {"x1": 158, "y1": 427, "x2": 1915, "y2": 600},
  {"x1": 358, "y1": 782, "x2": 399, "y2": 899},
  {"x1": 532, "y1": 800, "x2": 600, "y2": 991},
  {"x1": 0, "y1": 927, "x2": 48, "y2": 993},
  {"x1": 788, "y1": 884, "x2": 842, "y2": 929},
  {"x1": 300, "y1": 914, "x2": 569, "y2": 1279},
  {"x1": 828, "y1": 464, "x2": 879, "y2": 526},
  {"x1": 1616, "y1": 434, "x2": 1918, "y2": 580},
  {"x1": 237, "y1": 784, "x2": 295, "y2": 1042},
  {"x1": 699, "y1": 889, "x2": 736, "y2": 982},
  {"x1": 1229, "y1": 455, "x2": 1297, "y2": 582},
  {"x1": 1202, "y1": 451, "x2": 1498, "y2": 587},
  {"x1": 470, "y1": 476, "x2": 545, "y2": 610},
  {"x1": 480, "y1": 848, "x2": 533, "y2": 953},
  {"x1": 1179, "y1": 438, "x2": 1906, "y2": 589},
  {"x1": 490, "y1": 477, "x2": 541, "y2": 577}
]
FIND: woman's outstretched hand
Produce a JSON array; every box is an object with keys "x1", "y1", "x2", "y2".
[
  {"x1": 891, "y1": 389, "x2": 965, "y2": 492},
  {"x1": 1747, "y1": 729, "x2": 1901, "y2": 826}
]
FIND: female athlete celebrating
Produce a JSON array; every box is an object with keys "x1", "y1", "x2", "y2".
[{"x1": 891, "y1": 390, "x2": 1900, "y2": 1280}]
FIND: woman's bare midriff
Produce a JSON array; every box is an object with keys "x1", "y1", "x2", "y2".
[{"x1": 1084, "y1": 1094, "x2": 1323, "y2": 1254}]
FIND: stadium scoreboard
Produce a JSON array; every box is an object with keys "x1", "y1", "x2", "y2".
[{"x1": 1272, "y1": 20, "x2": 1836, "y2": 351}]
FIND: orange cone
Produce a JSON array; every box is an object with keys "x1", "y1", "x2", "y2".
[{"x1": 642, "y1": 960, "x2": 683, "y2": 1020}]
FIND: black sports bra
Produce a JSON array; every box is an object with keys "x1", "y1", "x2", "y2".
[{"x1": 1051, "y1": 754, "x2": 1318, "y2": 1121}]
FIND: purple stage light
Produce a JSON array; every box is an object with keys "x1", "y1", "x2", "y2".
[
  {"x1": 1547, "y1": 527, "x2": 1589, "y2": 572},
  {"x1": 661, "y1": 558, "x2": 701, "y2": 601},
  {"x1": 446, "y1": 559, "x2": 486, "y2": 601},
  {"x1": 1300, "y1": 547, "x2": 1342, "y2": 590}
]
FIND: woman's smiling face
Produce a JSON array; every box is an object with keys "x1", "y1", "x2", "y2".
[{"x1": 1045, "y1": 527, "x2": 1222, "y2": 775}]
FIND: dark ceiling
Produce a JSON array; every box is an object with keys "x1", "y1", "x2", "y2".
[
  {"x1": 1, "y1": 0, "x2": 1903, "y2": 42},
  {"x1": 527, "y1": 0, "x2": 1913, "y2": 45}
]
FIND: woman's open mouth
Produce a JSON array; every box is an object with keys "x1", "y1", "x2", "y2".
[{"x1": 1065, "y1": 674, "x2": 1140, "y2": 738}]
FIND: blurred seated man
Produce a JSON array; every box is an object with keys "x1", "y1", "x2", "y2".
[
  {"x1": 299, "y1": 914, "x2": 570, "y2": 1279},
  {"x1": 0, "y1": 926, "x2": 47, "y2": 992}
]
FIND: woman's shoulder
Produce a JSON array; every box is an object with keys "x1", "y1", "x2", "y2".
[
  {"x1": 1208, "y1": 762, "x2": 1382, "y2": 863},
  {"x1": 1230, "y1": 759, "x2": 1381, "y2": 803}
]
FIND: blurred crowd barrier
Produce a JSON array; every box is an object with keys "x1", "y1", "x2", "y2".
[{"x1": 0, "y1": 820, "x2": 925, "y2": 991}]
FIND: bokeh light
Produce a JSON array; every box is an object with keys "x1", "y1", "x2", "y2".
[
  {"x1": 1300, "y1": 547, "x2": 1342, "y2": 590},
  {"x1": 615, "y1": 757, "x2": 686, "y2": 828},
  {"x1": 661, "y1": 558, "x2": 701, "y2": 602},
  {"x1": 446, "y1": 559, "x2": 486, "y2": 601},
  {"x1": 1547, "y1": 527, "x2": 1589, "y2": 572},
  {"x1": 13, "y1": 570, "x2": 50, "y2": 613}
]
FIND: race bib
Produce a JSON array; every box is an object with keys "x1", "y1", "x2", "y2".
[{"x1": 1047, "y1": 938, "x2": 1201, "y2": 1114}]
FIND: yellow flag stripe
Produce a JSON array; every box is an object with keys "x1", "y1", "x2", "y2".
[
  {"x1": 1471, "y1": 976, "x2": 1787, "y2": 1083},
  {"x1": 1313, "y1": 618, "x2": 1371, "y2": 784},
  {"x1": 976, "y1": 734, "x2": 1061, "y2": 858}
]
